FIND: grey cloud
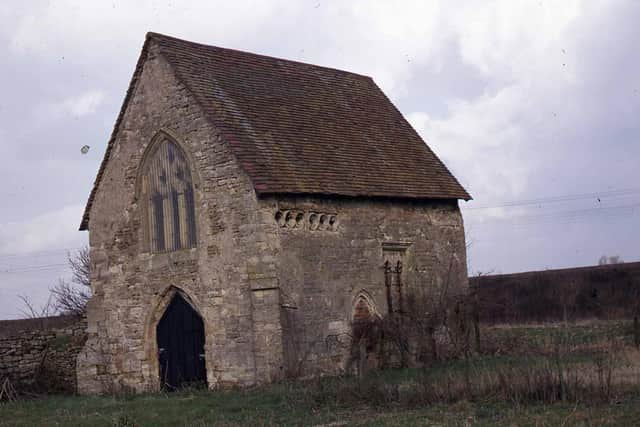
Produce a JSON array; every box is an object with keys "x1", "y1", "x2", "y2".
[{"x1": 1, "y1": 1, "x2": 639, "y2": 317}]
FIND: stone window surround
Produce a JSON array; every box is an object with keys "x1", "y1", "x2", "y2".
[{"x1": 135, "y1": 130, "x2": 202, "y2": 255}]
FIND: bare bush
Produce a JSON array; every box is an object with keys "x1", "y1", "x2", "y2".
[
  {"x1": 51, "y1": 279, "x2": 91, "y2": 317},
  {"x1": 51, "y1": 247, "x2": 91, "y2": 316},
  {"x1": 599, "y1": 255, "x2": 624, "y2": 265},
  {"x1": 68, "y1": 246, "x2": 91, "y2": 288},
  {"x1": 0, "y1": 377, "x2": 18, "y2": 402},
  {"x1": 16, "y1": 247, "x2": 91, "y2": 318},
  {"x1": 350, "y1": 254, "x2": 472, "y2": 373},
  {"x1": 303, "y1": 342, "x2": 635, "y2": 410},
  {"x1": 17, "y1": 294, "x2": 56, "y2": 327}
]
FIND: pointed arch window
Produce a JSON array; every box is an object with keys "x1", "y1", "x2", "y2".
[{"x1": 140, "y1": 137, "x2": 197, "y2": 252}]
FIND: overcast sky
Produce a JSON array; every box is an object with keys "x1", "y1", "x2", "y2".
[{"x1": 1, "y1": 0, "x2": 639, "y2": 319}]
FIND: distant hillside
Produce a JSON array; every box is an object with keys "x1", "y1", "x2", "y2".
[{"x1": 470, "y1": 262, "x2": 640, "y2": 323}]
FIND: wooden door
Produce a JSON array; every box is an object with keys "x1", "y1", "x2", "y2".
[{"x1": 157, "y1": 294, "x2": 206, "y2": 390}]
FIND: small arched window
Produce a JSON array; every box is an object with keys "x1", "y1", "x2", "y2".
[{"x1": 139, "y1": 136, "x2": 196, "y2": 252}]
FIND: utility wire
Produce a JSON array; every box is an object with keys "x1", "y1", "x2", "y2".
[
  {"x1": 1, "y1": 269, "x2": 68, "y2": 275},
  {"x1": 463, "y1": 188, "x2": 640, "y2": 210},
  {"x1": 468, "y1": 202, "x2": 639, "y2": 221},
  {"x1": 0, "y1": 247, "x2": 83, "y2": 260},
  {"x1": 0, "y1": 263, "x2": 69, "y2": 274},
  {"x1": 1, "y1": 190, "x2": 638, "y2": 271},
  {"x1": 466, "y1": 202, "x2": 638, "y2": 228}
]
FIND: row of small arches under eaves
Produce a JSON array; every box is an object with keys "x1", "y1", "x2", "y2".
[{"x1": 274, "y1": 210, "x2": 338, "y2": 231}]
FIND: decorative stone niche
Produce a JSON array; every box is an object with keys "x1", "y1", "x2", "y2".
[{"x1": 274, "y1": 210, "x2": 338, "y2": 232}]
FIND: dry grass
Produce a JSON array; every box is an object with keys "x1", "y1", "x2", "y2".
[
  {"x1": 3, "y1": 319, "x2": 640, "y2": 426},
  {"x1": 326, "y1": 319, "x2": 640, "y2": 409}
]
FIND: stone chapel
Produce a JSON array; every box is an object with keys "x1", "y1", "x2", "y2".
[{"x1": 77, "y1": 32, "x2": 471, "y2": 393}]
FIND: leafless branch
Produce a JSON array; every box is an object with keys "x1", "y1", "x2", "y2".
[
  {"x1": 68, "y1": 246, "x2": 91, "y2": 289},
  {"x1": 51, "y1": 279, "x2": 91, "y2": 316},
  {"x1": 17, "y1": 294, "x2": 56, "y2": 319},
  {"x1": 49, "y1": 246, "x2": 91, "y2": 316}
]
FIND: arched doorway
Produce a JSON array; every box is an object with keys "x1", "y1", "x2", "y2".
[{"x1": 156, "y1": 293, "x2": 206, "y2": 390}]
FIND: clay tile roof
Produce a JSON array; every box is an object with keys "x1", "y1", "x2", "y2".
[{"x1": 80, "y1": 32, "x2": 470, "y2": 230}]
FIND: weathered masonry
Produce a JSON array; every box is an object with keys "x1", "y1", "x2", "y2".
[
  {"x1": 77, "y1": 32, "x2": 471, "y2": 394},
  {"x1": 0, "y1": 316, "x2": 86, "y2": 394}
]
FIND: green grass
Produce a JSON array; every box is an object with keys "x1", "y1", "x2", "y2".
[
  {"x1": 486, "y1": 319, "x2": 632, "y2": 347},
  {"x1": 2, "y1": 319, "x2": 639, "y2": 426},
  {"x1": 365, "y1": 397, "x2": 640, "y2": 426},
  {"x1": 372, "y1": 352, "x2": 586, "y2": 386},
  {"x1": 366, "y1": 397, "x2": 640, "y2": 427},
  {"x1": 1, "y1": 385, "x2": 343, "y2": 427},
  {"x1": 4, "y1": 388, "x2": 640, "y2": 426}
]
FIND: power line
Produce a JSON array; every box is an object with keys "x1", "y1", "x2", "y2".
[
  {"x1": 465, "y1": 202, "x2": 639, "y2": 228},
  {"x1": 3, "y1": 262, "x2": 68, "y2": 269},
  {"x1": 0, "y1": 261, "x2": 68, "y2": 269},
  {"x1": 1, "y1": 270, "x2": 68, "y2": 276},
  {"x1": 1, "y1": 269, "x2": 68, "y2": 275},
  {"x1": 463, "y1": 188, "x2": 640, "y2": 210},
  {"x1": 0, "y1": 247, "x2": 83, "y2": 260},
  {"x1": 0, "y1": 263, "x2": 69, "y2": 274},
  {"x1": 491, "y1": 202, "x2": 637, "y2": 220}
]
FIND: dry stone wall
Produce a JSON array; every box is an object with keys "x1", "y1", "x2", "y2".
[{"x1": 0, "y1": 316, "x2": 86, "y2": 394}]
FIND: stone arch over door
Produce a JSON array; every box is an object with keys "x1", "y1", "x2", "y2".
[
  {"x1": 157, "y1": 293, "x2": 206, "y2": 389},
  {"x1": 143, "y1": 286, "x2": 207, "y2": 390}
]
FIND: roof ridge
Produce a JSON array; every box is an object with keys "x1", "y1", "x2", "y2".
[{"x1": 146, "y1": 31, "x2": 373, "y2": 80}]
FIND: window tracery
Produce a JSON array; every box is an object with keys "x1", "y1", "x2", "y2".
[{"x1": 140, "y1": 137, "x2": 197, "y2": 252}]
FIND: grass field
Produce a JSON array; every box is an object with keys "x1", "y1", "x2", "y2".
[
  {"x1": 2, "y1": 320, "x2": 640, "y2": 426},
  {"x1": 3, "y1": 387, "x2": 640, "y2": 426}
]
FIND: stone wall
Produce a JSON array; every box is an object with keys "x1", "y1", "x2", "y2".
[
  {"x1": 0, "y1": 316, "x2": 86, "y2": 394},
  {"x1": 262, "y1": 195, "x2": 469, "y2": 378},
  {"x1": 0, "y1": 315, "x2": 78, "y2": 338}
]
